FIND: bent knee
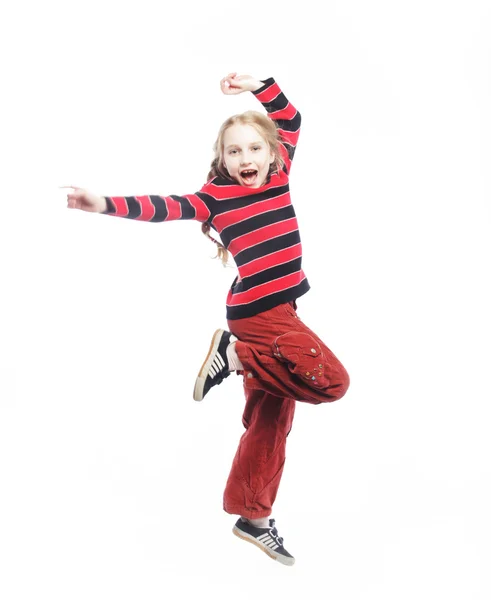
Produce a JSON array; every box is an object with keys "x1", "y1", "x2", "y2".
[
  {"x1": 315, "y1": 366, "x2": 349, "y2": 403},
  {"x1": 327, "y1": 368, "x2": 350, "y2": 402}
]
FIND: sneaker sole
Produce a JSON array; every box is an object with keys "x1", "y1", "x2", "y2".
[
  {"x1": 193, "y1": 329, "x2": 225, "y2": 402},
  {"x1": 232, "y1": 526, "x2": 295, "y2": 566}
]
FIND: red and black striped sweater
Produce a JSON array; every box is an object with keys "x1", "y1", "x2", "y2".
[{"x1": 104, "y1": 77, "x2": 310, "y2": 320}]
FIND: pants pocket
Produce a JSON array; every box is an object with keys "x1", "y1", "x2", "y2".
[{"x1": 272, "y1": 332, "x2": 327, "y2": 386}]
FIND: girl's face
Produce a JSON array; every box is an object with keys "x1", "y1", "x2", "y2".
[{"x1": 222, "y1": 124, "x2": 275, "y2": 188}]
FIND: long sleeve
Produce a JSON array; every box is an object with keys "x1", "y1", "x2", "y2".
[
  {"x1": 103, "y1": 193, "x2": 211, "y2": 223},
  {"x1": 252, "y1": 78, "x2": 301, "y2": 174}
]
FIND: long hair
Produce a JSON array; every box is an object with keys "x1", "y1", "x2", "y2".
[
  {"x1": 201, "y1": 222, "x2": 230, "y2": 267},
  {"x1": 203, "y1": 111, "x2": 285, "y2": 266}
]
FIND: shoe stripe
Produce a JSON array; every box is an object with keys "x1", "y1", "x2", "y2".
[
  {"x1": 212, "y1": 358, "x2": 223, "y2": 372},
  {"x1": 208, "y1": 357, "x2": 226, "y2": 377},
  {"x1": 207, "y1": 355, "x2": 227, "y2": 381},
  {"x1": 214, "y1": 354, "x2": 225, "y2": 369},
  {"x1": 257, "y1": 533, "x2": 282, "y2": 551}
]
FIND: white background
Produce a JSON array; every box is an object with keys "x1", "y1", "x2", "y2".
[{"x1": 1, "y1": 0, "x2": 490, "y2": 597}]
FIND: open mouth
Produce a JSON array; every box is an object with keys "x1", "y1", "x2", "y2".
[{"x1": 240, "y1": 169, "x2": 258, "y2": 185}]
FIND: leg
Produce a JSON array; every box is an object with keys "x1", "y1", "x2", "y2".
[
  {"x1": 223, "y1": 387, "x2": 295, "y2": 519},
  {"x1": 229, "y1": 303, "x2": 350, "y2": 405}
]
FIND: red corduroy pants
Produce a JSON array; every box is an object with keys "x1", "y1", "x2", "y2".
[{"x1": 223, "y1": 301, "x2": 350, "y2": 519}]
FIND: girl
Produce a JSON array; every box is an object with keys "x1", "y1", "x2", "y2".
[{"x1": 64, "y1": 73, "x2": 350, "y2": 566}]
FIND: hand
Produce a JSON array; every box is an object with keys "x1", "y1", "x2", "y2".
[
  {"x1": 220, "y1": 73, "x2": 263, "y2": 95},
  {"x1": 61, "y1": 186, "x2": 107, "y2": 213}
]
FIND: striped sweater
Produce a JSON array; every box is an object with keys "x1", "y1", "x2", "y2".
[{"x1": 104, "y1": 77, "x2": 310, "y2": 320}]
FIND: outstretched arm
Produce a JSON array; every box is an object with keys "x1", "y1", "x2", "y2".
[
  {"x1": 63, "y1": 186, "x2": 211, "y2": 223},
  {"x1": 220, "y1": 73, "x2": 301, "y2": 173}
]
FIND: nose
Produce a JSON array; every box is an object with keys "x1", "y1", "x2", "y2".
[{"x1": 240, "y1": 151, "x2": 252, "y2": 165}]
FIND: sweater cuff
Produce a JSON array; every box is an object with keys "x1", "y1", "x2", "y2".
[
  {"x1": 252, "y1": 77, "x2": 275, "y2": 95},
  {"x1": 102, "y1": 196, "x2": 116, "y2": 215}
]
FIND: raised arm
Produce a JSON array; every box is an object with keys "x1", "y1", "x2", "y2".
[
  {"x1": 220, "y1": 74, "x2": 301, "y2": 173},
  {"x1": 253, "y1": 78, "x2": 301, "y2": 173}
]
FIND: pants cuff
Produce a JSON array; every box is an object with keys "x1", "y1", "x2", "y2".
[{"x1": 223, "y1": 505, "x2": 272, "y2": 519}]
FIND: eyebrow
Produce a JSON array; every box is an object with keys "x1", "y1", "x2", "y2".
[{"x1": 225, "y1": 141, "x2": 264, "y2": 150}]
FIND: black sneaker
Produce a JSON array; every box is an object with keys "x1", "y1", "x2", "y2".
[
  {"x1": 193, "y1": 329, "x2": 233, "y2": 401},
  {"x1": 233, "y1": 518, "x2": 295, "y2": 566}
]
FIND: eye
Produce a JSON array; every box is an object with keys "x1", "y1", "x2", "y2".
[
  {"x1": 252, "y1": 146, "x2": 261, "y2": 151},
  {"x1": 228, "y1": 149, "x2": 239, "y2": 155}
]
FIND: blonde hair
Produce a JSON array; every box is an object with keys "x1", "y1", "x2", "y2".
[
  {"x1": 203, "y1": 111, "x2": 285, "y2": 266},
  {"x1": 201, "y1": 222, "x2": 230, "y2": 266}
]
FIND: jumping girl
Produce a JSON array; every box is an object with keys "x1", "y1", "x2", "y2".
[{"x1": 64, "y1": 73, "x2": 350, "y2": 566}]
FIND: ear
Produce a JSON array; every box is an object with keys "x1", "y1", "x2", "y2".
[{"x1": 269, "y1": 150, "x2": 275, "y2": 164}]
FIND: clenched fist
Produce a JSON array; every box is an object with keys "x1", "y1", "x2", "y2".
[{"x1": 220, "y1": 73, "x2": 263, "y2": 95}]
